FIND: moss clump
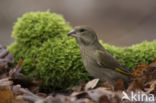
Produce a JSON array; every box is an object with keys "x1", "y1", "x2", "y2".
[
  {"x1": 101, "y1": 40, "x2": 156, "y2": 69},
  {"x1": 8, "y1": 11, "x2": 156, "y2": 91},
  {"x1": 11, "y1": 11, "x2": 71, "y2": 46},
  {"x1": 8, "y1": 11, "x2": 92, "y2": 91},
  {"x1": 36, "y1": 38, "x2": 91, "y2": 91}
]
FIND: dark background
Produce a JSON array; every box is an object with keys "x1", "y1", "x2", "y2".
[{"x1": 1, "y1": 0, "x2": 156, "y2": 46}]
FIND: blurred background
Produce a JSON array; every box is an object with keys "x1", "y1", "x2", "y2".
[{"x1": 1, "y1": 0, "x2": 156, "y2": 46}]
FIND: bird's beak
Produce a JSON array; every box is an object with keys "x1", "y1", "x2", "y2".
[{"x1": 68, "y1": 29, "x2": 77, "y2": 37}]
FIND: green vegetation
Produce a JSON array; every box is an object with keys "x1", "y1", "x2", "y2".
[{"x1": 101, "y1": 40, "x2": 156, "y2": 69}]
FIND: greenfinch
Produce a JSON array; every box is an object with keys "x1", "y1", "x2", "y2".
[{"x1": 68, "y1": 26, "x2": 131, "y2": 85}]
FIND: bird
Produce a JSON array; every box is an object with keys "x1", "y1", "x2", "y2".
[{"x1": 68, "y1": 26, "x2": 131, "y2": 85}]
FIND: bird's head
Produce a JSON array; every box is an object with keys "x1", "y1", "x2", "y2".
[{"x1": 68, "y1": 26, "x2": 98, "y2": 46}]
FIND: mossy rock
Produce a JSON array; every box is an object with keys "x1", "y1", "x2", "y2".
[{"x1": 8, "y1": 11, "x2": 156, "y2": 91}]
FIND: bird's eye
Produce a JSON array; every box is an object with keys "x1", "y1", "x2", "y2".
[{"x1": 79, "y1": 29, "x2": 85, "y2": 32}]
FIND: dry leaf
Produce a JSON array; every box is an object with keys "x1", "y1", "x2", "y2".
[
  {"x1": 16, "y1": 88, "x2": 46, "y2": 103},
  {"x1": 0, "y1": 87, "x2": 15, "y2": 103},
  {"x1": 15, "y1": 97, "x2": 29, "y2": 103},
  {"x1": 114, "y1": 79, "x2": 125, "y2": 91},
  {"x1": 149, "y1": 61, "x2": 156, "y2": 68},
  {"x1": 145, "y1": 80, "x2": 156, "y2": 94},
  {"x1": 100, "y1": 82, "x2": 113, "y2": 90},
  {"x1": 0, "y1": 78, "x2": 13, "y2": 89},
  {"x1": 98, "y1": 95, "x2": 111, "y2": 103},
  {"x1": 127, "y1": 80, "x2": 144, "y2": 92},
  {"x1": 85, "y1": 79, "x2": 99, "y2": 91},
  {"x1": 9, "y1": 59, "x2": 23, "y2": 78},
  {"x1": 132, "y1": 63, "x2": 148, "y2": 78},
  {"x1": 0, "y1": 45, "x2": 14, "y2": 72}
]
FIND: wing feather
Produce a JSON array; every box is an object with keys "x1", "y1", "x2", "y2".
[{"x1": 95, "y1": 50, "x2": 130, "y2": 75}]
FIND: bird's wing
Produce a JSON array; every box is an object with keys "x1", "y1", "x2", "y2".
[{"x1": 95, "y1": 50, "x2": 130, "y2": 75}]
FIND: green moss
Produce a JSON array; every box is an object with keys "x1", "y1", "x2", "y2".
[
  {"x1": 8, "y1": 11, "x2": 156, "y2": 91},
  {"x1": 8, "y1": 11, "x2": 92, "y2": 91},
  {"x1": 11, "y1": 11, "x2": 71, "y2": 46},
  {"x1": 36, "y1": 38, "x2": 91, "y2": 91},
  {"x1": 101, "y1": 40, "x2": 156, "y2": 69},
  {"x1": 8, "y1": 42, "x2": 37, "y2": 73}
]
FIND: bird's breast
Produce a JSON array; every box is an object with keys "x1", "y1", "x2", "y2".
[
  {"x1": 80, "y1": 48, "x2": 101, "y2": 76},
  {"x1": 80, "y1": 48, "x2": 96, "y2": 66}
]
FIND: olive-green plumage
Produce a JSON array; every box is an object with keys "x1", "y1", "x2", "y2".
[{"x1": 68, "y1": 26, "x2": 131, "y2": 85}]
